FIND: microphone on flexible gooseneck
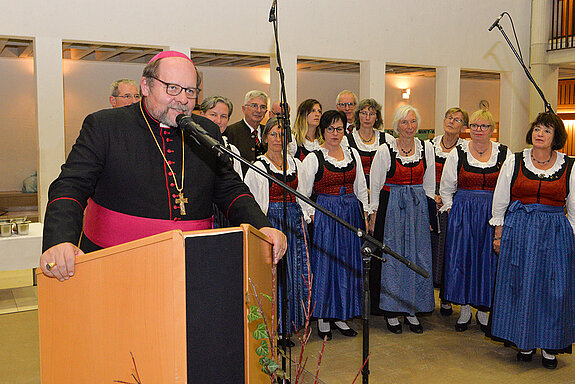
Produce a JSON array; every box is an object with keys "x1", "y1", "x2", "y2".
[
  {"x1": 488, "y1": 12, "x2": 504, "y2": 31},
  {"x1": 176, "y1": 114, "x2": 220, "y2": 150}
]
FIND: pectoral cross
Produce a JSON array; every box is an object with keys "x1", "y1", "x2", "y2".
[{"x1": 175, "y1": 192, "x2": 188, "y2": 215}]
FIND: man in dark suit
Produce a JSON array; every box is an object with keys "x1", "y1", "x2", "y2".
[{"x1": 224, "y1": 90, "x2": 268, "y2": 175}]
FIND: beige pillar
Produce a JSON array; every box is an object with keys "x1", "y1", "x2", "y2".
[
  {"x1": 359, "y1": 60, "x2": 386, "y2": 109},
  {"x1": 35, "y1": 37, "x2": 65, "y2": 221},
  {"x1": 435, "y1": 66, "x2": 461, "y2": 135}
]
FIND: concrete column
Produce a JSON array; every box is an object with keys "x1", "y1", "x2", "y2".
[
  {"x1": 499, "y1": 70, "x2": 530, "y2": 151},
  {"x1": 435, "y1": 66, "x2": 461, "y2": 135},
  {"x1": 530, "y1": 0, "x2": 558, "y2": 120},
  {"x1": 35, "y1": 37, "x2": 65, "y2": 221},
  {"x1": 359, "y1": 60, "x2": 386, "y2": 107}
]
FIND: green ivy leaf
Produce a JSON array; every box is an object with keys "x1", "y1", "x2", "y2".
[
  {"x1": 256, "y1": 339, "x2": 270, "y2": 356},
  {"x1": 253, "y1": 323, "x2": 269, "y2": 340},
  {"x1": 261, "y1": 293, "x2": 273, "y2": 302},
  {"x1": 247, "y1": 305, "x2": 262, "y2": 322}
]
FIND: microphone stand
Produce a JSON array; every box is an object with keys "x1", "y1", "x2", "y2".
[
  {"x1": 269, "y1": 0, "x2": 292, "y2": 377},
  {"x1": 180, "y1": 119, "x2": 430, "y2": 384},
  {"x1": 489, "y1": 12, "x2": 554, "y2": 113}
]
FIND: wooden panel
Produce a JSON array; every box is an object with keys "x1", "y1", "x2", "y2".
[
  {"x1": 558, "y1": 79, "x2": 575, "y2": 108},
  {"x1": 37, "y1": 231, "x2": 187, "y2": 383},
  {"x1": 243, "y1": 224, "x2": 274, "y2": 384}
]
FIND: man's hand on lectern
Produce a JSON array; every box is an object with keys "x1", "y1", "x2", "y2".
[
  {"x1": 39, "y1": 242, "x2": 84, "y2": 281},
  {"x1": 259, "y1": 227, "x2": 287, "y2": 264}
]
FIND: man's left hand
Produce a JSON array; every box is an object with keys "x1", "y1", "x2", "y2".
[{"x1": 259, "y1": 227, "x2": 287, "y2": 264}]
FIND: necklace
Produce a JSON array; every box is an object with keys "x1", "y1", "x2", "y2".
[
  {"x1": 531, "y1": 151, "x2": 553, "y2": 165},
  {"x1": 359, "y1": 130, "x2": 374, "y2": 144},
  {"x1": 471, "y1": 142, "x2": 489, "y2": 156},
  {"x1": 140, "y1": 102, "x2": 187, "y2": 215},
  {"x1": 441, "y1": 136, "x2": 457, "y2": 150},
  {"x1": 400, "y1": 146, "x2": 413, "y2": 156},
  {"x1": 265, "y1": 154, "x2": 284, "y2": 170}
]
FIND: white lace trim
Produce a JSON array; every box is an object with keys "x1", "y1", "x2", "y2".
[
  {"x1": 460, "y1": 141, "x2": 501, "y2": 168},
  {"x1": 318, "y1": 143, "x2": 355, "y2": 168},
  {"x1": 351, "y1": 129, "x2": 381, "y2": 151},
  {"x1": 387, "y1": 137, "x2": 423, "y2": 164},
  {"x1": 303, "y1": 138, "x2": 320, "y2": 152},
  {"x1": 432, "y1": 135, "x2": 464, "y2": 159},
  {"x1": 257, "y1": 155, "x2": 297, "y2": 175},
  {"x1": 522, "y1": 149, "x2": 565, "y2": 177}
]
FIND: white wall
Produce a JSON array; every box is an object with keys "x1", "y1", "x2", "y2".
[
  {"x1": 63, "y1": 60, "x2": 145, "y2": 155},
  {"x1": 297, "y1": 70, "x2": 360, "y2": 112},
  {"x1": 0, "y1": 58, "x2": 37, "y2": 191}
]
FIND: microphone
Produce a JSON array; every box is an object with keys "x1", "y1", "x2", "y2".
[
  {"x1": 269, "y1": 0, "x2": 277, "y2": 22},
  {"x1": 176, "y1": 114, "x2": 220, "y2": 150},
  {"x1": 488, "y1": 13, "x2": 504, "y2": 31}
]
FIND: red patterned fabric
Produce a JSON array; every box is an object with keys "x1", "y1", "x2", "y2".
[
  {"x1": 457, "y1": 167, "x2": 500, "y2": 191},
  {"x1": 383, "y1": 159, "x2": 425, "y2": 192},
  {"x1": 269, "y1": 174, "x2": 298, "y2": 202},
  {"x1": 511, "y1": 165, "x2": 567, "y2": 207},
  {"x1": 314, "y1": 166, "x2": 356, "y2": 195}
]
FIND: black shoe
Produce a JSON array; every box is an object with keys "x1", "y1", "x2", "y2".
[
  {"x1": 440, "y1": 305, "x2": 453, "y2": 317},
  {"x1": 455, "y1": 317, "x2": 472, "y2": 332},
  {"x1": 317, "y1": 329, "x2": 332, "y2": 341},
  {"x1": 516, "y1": 350, "x2": 535, "y2": 362},
  {"x1": 542, "y1": 352, "x2": 558, "y2": 369},
  {"x1": 404, "y1": 317, "x2": 423, "y2": 334},
  {"x1": 475, "y1": 313, "x2": 489, "y2": 334},
  {"x1": 386, "y1": 319, "x2": 402, "y2": 334},
  {"x1": 332, "y1": 322, "x2": 358, "y2": 337}
]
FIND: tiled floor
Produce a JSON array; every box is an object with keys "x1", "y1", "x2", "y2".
[{"x1": 0, "y1": 286, "x2": 37, "y2": 315}]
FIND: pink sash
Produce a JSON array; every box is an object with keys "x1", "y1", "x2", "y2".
[{"x1": 83, "y1": 199, "x2": 213, "y2": 248}]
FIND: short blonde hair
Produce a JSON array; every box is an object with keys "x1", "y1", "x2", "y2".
[
  {"x1": 469, "y1": 109, "x2": 495, "y2": 129},
  {"x1": 391, "y1": 105, "x2": 421, "y2": 134}
]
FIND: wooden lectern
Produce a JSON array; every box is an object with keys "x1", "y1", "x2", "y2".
[{"x1": 36, "y1": 225, "x2": 275, "y2": 383}]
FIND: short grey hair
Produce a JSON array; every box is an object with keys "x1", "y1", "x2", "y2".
[
  {"x1": 335, "y1": 90, "x2": 358, "y2": 105},
  {"x1": 391, "y1": 105, "x2": 421, "y2": 134},
  {"x1": 110, "y1": 79, "x2": 138, "y2": 97},
  {"x1": 243, "y1": 90, "x2": 269, "y2": 105},
  {"x1": 199, "y1": 95, "x2": 233, "y2": 116}
]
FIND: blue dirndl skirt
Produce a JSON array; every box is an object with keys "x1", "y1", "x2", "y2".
[
  {"x1": 268, "y1": 201, "x2": 310, "y2": 333},
  {"x1": 491, "y1": 201, "x2": 575, "y2": 351},
  {"x1": 443, "y1": 189, "x2": 497, "y2": 308},
  {"x1": 311, "y1": 187, "x2": 364, "y2": 320},
  {"x1": 379, "y1": 184, "x2": 434, "y2": 314}
]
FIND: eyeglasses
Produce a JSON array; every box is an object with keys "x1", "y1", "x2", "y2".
[
  {"x1": 268, "y1": 131, "x2": 284, "y2": 139},
  {"x1": 446, "y1": 115, "x2": 462, "y2": 124},
  {"x1": 151, "y1": 76, "x2": 201, "y2": 99},
  {"x1": 116, "y1": 94, "x2": 141, "y2": 100},
  {"x1": 325, "y1": 126, "x2": 344, "y2": 133},
  {"x1": 337, "y1": 102, "x2": 355, "y2": 108},
  {"x1": 246, "y1": 103, "x2": 268, "y2": 111},
  {"x1": 469, "y1": 123, "x2": 492, "y2": 131},
  {"x1": 359, "y1": 111, "x2": 376, "y2": 118}
]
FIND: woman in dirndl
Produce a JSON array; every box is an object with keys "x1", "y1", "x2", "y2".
[
  {"x1": 490, "y1": 112, "x2": 575, "y2": 369},
  {"x1": 300, "y1": 110, "x2": 369, "y2": 340},
  {"x1": 346, "y1": 98, "x2": 393, "y2": 316},
  {"x1": 440, "y1": 109, "x2": 511, "y2": 333},
  {"x1": 369, "y1": 105, "x2": 436, "y2": 334},
  {"x1": 244, "y1": 118, "x2": 310, "y2": 336},
  {"x1": 428, "y1": 107, "x2": 467, "y2": 316}
]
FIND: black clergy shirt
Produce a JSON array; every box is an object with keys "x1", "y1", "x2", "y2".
[{"x1": 43, "y1": 101, "x2": 271, "y2": 253}]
